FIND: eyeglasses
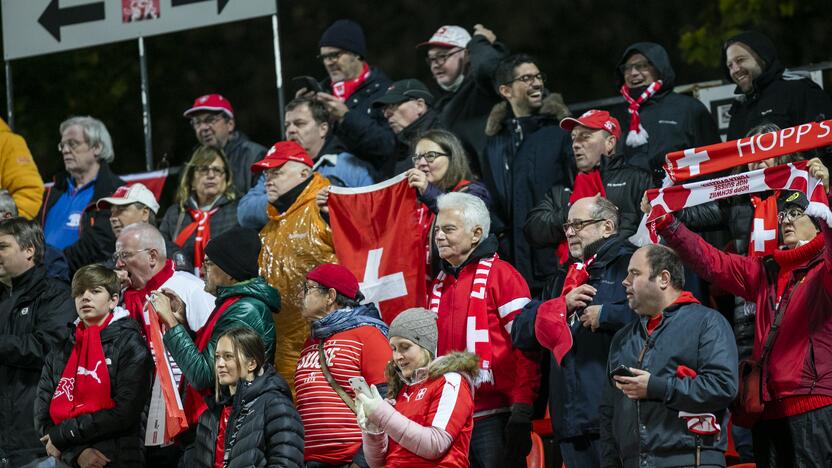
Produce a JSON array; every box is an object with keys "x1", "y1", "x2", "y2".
[
  {"x1": 317, "y1": 50, "x2": 347, "y2": 62},
  {"x1": 425, "y1": 48, "x2": 464, "y2": 67},
  {"x1": 562, "y1": 218, "x2": 605, "y2": 234},
  {"x1": 57, "y1": 139, "x2": 88, "y2": 152},
  {"x1": 189, "y1": 114, "x2": 226, "y2": 128},
  {"x1": 777, "y1": 208, "x2": 806, "y2": 224},
  {"x1": 195, "y1": 165, "x2": 226, "y2": 177},
  {"x1": 506, "y1": 72, "x2": 546, "y2": 86},
  {"x1": 112, "y1": 248, "x2": 151, "y2": 263},
  {"x1": 619, "y1": 61, "x2": 652, "y2": 75},
  {"x1": 301, "y1": 282, "x2": 329, "y2": 296},
  {"x1": 411, "y1": 151, "x2": 448, "y2": 164}
]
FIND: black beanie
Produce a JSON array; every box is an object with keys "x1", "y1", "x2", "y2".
[
  {"x1": 205, "y1": 227, "x2": 261, "y2": 282},
  {"x1": 319, "y1": 19, "x2": 367, "y2": 57}
]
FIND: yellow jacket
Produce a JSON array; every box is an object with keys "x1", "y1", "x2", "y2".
[
  {"x1": 259, "y1": 172, "x2": 336, "y2": 396},
  {"x1": 0, "y1": 119, "x2": 44, "y2": 219}
]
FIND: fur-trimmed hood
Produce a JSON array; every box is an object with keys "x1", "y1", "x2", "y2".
[
  {"x1": 485, "y1": 92, "x2": 571, "y2": 136},
  {"x1": 428, "y1": 351, "x2": 480, "y2": 379}
]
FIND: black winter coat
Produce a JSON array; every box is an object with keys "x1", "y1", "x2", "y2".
[
  {"x1": 612, "y1": 42, "x2": 721, "y2": 187},
  {"x1": 0, "y1": 265, "x2": 76, "y2": 467},
  {"x1": 481, "y1": 94, "x2": 573, "y2": 293},
  {"x1": 224, "y1": 131, "x2": 267, "y2": 193},
  {"x1": 192, "y1": 365, "x2": 304, "y2": 468},
  {"x1": 512, "y1": 236, "x2": 638, "y2": 440},
  {"x1": 38, "y1": 162, "x2": 125, "y2": 274},
  {"x1": 35, "y1": 310, "x2": 153, "y2": 468},
  {"x1": 722, "y1": 31, "x2": 832, "y2": 142},
  {"x1": 599, "y1": 301, "x2": 738, "y2": 468}
]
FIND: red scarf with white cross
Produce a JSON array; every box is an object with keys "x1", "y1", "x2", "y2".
[{"x1": 749, "y1": 193, "x2": 780, "y2": 256}]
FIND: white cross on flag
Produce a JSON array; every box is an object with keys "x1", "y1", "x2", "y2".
[{"x1": 328, "y1": 174, "x2": 427, "y2": 323}]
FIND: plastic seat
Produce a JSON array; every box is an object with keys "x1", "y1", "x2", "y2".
[{"x1": 525, "y1": 431, "x2": 545, "y2": 468}]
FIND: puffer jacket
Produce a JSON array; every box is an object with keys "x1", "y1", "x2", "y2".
[
  {"x1": 192, "y1": 365, "x2": 304, "y2": 468},
  {"x1": 39, "y1": 162, "x2": 125, "y2": 274},
  {"x1": 512, "y1": 236, "x2": 638, "y2": 440},
  {"x1": 722, "y1": 31, "x2": 832, "y2": 141},
  {"x1": 599, "y1": 300, "x2": 738, "y2": 468},
  {"x1": 164, "y1": 276, "x2": 279, "y2": 392},
  {"x1": 612, "y1": 42, "x2": 721, "y2": 187},
  {"x1": 259, "y1": 172, "x2": 336, "y2": 394},
  {"x1": 0, "y1": 265, "x2": 76, "y2": 467},
  {"x1": 0, "y1": 118, "x2": 44, "y2": 219},
  {"x1": 159, "y1": 194, "x2": 240, "y2": 272},
  {"x1": 481, "y1": 93, "x2": 573, "y2": 293},
  {"x1": 34, "y1": 309, "x2": 153, "y2": 468},
  {"x1": 224, "y1": 131, "x2": 267, "y2": 193}
]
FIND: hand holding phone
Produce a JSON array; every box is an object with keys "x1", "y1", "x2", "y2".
[
  {"x1": 348, "y1": 376, "x2": 373, "y2": 398},
  {"x1": 609, "y1": 364, "x2": 635, "y2": 379}
]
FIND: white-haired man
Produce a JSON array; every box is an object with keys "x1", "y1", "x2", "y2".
[
  {"x1": 429, "y1": 192, "x2": 540, "y2": 467},
  {"x1": 40, "y1": 116, "x2": 125, "y2": 273}
]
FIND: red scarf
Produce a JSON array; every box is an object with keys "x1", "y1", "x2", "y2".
[
  {"x1": 620, "y1": 81, "x2": 663, "y2": 147},
  {"x1": 771, "y1": 232, "x2": 824, "y2": 304},
  {"x1": 175, "y1": 207, "x2": 219, "y2": 276},
  {"x1": 429, "y1": 254, "x2": 497, "y2": 384},
  {"x1": 183, "y1": 296, "x2": 242, "y2": 425},
  {"x1": 749, "y1": 193, "x2": 780, "y2": 256},
  {"x1": 557, "y1": 171, "x2": 606, "y2": 264},
  {"x1": 331, "y1": 62, "x2": 370, "y2": 101},
  {"x1": 123, "y1": 259, "x2": 175, "y2": 326},
  {"x1": 50, "y1": 315, "x2": 116, "y2": 424},
  {"x1": 214, "y1": 405, "x2": 233, "y2": 468}
]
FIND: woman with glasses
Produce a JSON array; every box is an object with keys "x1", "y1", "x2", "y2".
[
  {"x1": 159, "y1": 145, "x2": 239, "y2": 277},
  {"x1": 405, "y1": 129, "x2": 491, "y2": 274}
]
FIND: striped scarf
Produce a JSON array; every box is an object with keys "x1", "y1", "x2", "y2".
[{"x1": 620, "y1": 80, "x2": 663, "y2": 147}]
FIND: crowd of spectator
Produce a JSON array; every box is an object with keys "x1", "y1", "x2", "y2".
[{"x1": 0, "y1": 17, "x2": 830, "y2": 468}]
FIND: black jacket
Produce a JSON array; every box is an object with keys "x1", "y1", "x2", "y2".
[
  {"x1": 599, "y1": 301, "x2": 738, "y2": 468},
  {"x1": 435, "y1": 35, "x2": 509, "y2": 174},
  {"x1": 512, "y1": 236, "x2": 638, "y2": 440},
  {"x1": 35, "y1": 310, "x2": 153, "y2": 468},
  {"x1": 224, "y1": 131, "x2": 267, "y2": 193},
  {"x1": 481, "y1": 94, "x2": 573, "y2": 293},
  {"x1": 524, "y1": 155, "x2": 652, "y2": 251},
  {"x1": 192, "y1": 365, "x2": 304, "y2": 468},
  {"x1": 38, "y1": 162, "x2": 125, "y2": 274},
  {"x1": 0, "y1": 265, "x2": 76, "y2": 467},
  {"x1": 324, "y1": 66, "x2": 398, "y2": 177},
  {"x1": 613, "y1": 42, "x2": 721, "y2": 187},
  {"x1": 723, "y1": 31, "x2": 832, "y2": 141}
]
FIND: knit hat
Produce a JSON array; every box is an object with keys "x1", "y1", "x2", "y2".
[
  {"x1": 389, "y1": 308, "x2": 438, "y2": 356},
  {"x1": 204, "y1": 227, "x2": 262, "y2": 281},
  {"x1": 306, "y1": 263, "x2": 360, "y2": 300},
  {"x1": 319, "y1": 19, "x2": 367, "y2": 57}
]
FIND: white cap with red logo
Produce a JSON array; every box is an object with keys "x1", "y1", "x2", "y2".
[
  {"x1": 418, "y1": 25, "x2": 471, "y2": 49},
  {"x1": 97, "y1": 183, "x2": 160, "y2": 214}
]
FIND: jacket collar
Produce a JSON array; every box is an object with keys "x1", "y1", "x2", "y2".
[{"x1": 439, "y1": 234, "x2": 499, "y2": 277}]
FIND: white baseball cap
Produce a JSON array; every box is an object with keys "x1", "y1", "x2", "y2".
[
  {"x1": 418, "y1": 25, "x2": 471, "y2": 49},
  {"x1": 97, "y1": 183, "x2": 160, "y2": 214}
]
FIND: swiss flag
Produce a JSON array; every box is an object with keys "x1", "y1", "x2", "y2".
[
  {"x1": 749, "y1": 195, "x2": 779, "y2": 256},
  {"x1": 328, "y1": 174, "x2": 427, "y2": 323}
]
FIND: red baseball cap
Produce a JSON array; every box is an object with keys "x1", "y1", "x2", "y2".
[
  {"x1": 251, "y1": 141, "x2": 314, "y2": 172},
  {"x1": 183, "y1": 94, "x2": 234, "y2": 118},
  {"x1": 306, "y1": 263, "x2": 360, "y2": 300},
  {"x1": 560, "y1": 109, "x2": 621, "y2": 139}
]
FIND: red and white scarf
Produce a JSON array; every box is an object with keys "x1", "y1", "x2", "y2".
[
  {"x1": 175, "y1": 206, "x2": 219, "y2": 277},
  {"x1": 645, "y1": 161, "x2": 832, "y2": 228},
  {"x1": 331, "y1": 63, "x2": 371, "y2": 101},
  {"x1": 429, "y1": 254, "x2": 497, "y2": 384},
  {"x1": 50, "y1": 315, "x2": 115, "y2": 424},
  {"x1": 749, "y1": 193, "x2": 780, "y2": 256},
  {"x1": 620, "y1": 81, "x2": 663, "y2": 147}
]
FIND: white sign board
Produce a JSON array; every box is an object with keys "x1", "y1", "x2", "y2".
[{"x1": 2, "y1": 0, "x2": 277, "y2": 60}]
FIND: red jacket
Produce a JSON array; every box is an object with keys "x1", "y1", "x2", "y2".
[
  {"x1": 431, "y1": 237, "x2": 540, "y2": 415},
  {"x1": 660, "y1": 218, "x2": 832, "y2": 403}
]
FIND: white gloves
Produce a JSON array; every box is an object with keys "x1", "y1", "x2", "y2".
[{"x1": 355, "y1": 384, "x2": 384, "y2": 434}]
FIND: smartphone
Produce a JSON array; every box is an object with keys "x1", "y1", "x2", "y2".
[
  {"x1": 609, "y1": 364, "x2": 635, "y2": 379},
  {"x1": 348, "y1": 376, "x2": 373, "y2": 398},
  {"x1": 292, "y1": 75, "x2": 323, "y2": 94}
]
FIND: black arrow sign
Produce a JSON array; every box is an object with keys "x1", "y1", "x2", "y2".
[
  {"x1": 171, "y1": 0, "x2": 232, "y2": 15},
  {"x1": 38, "y1": 0, "x2": 105, "y2": 42}
]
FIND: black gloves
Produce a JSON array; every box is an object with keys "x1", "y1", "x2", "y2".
[{"x1": 502, "y1": 402, "x2": 534, "y2": 466}]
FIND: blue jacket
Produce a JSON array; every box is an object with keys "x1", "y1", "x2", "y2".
[
  {"x1": 481, "y1": 94, "x2": 572, "y2": 293},
  {"x1": 599, "y1": 300, "x2": 738, "y2": 468},
  {"x1": 512, "y1": 236, "x2": 637, "y2": 440}
]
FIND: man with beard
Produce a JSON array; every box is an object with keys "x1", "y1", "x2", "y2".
[
  {"x1": 480, "y1": 54, "x2": 572, "y2": 295},
  {"x1": 613, "y1": 42, "x2": 720, "y2": 186},
  {"x1": 513, "y1": 196, "x2": 638, "y2": 467}
]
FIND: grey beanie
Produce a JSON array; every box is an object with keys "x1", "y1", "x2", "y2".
[{"x1": 389, "y1": 308, "x2": 438, "y2": 356}]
